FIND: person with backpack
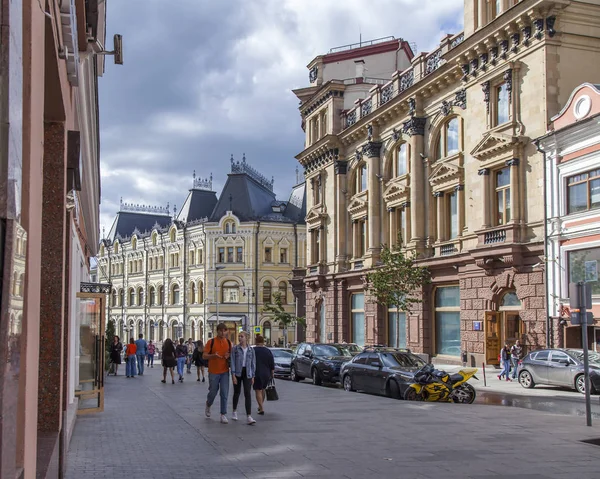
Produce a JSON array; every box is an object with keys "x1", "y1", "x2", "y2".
[
  {"x1": 192, "y1": 340, "x2": 206, "y2": 382},
  {"x1": 175, "y1": 338, "x2": 188, "y2": 382},
  {"x1": 203, "y1": 323, "x2": 232, "y2": 424}
]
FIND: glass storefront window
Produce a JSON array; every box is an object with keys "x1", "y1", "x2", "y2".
[
  {"x1": 435, "y1": 286, "x2": 460, "y2": 357},
  {"x1": 569, "y1": 247, "x2": 600, "y2": 295},
  {"x1": 388, "y1": 310, "x2": 406, "y2": 349},
  {"x1": 351, "y1": 293, "x2": 365, "y2": 346}
]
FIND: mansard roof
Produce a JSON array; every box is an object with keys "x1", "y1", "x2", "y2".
[
  {"x1": 107, "y1": 211, "x2": 171, "y2": 242},
  {"x1": 176, "y1": 180, "x2": 218, "y2": 224},
  {"x1": 283, "y1": 182, "x2": 306, "y2": 224}
]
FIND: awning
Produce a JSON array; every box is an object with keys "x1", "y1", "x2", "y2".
[{"x1": 206, "y1": 315, "x2": 247, "y2": 323}]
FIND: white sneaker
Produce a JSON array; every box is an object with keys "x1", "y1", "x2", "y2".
[
  {"x1": 220, "y1": 415, "x2": 229, "y2": 424},
  {"x1": 205, "y1": 403, "x2": 211, "y2": 418},
  {"x1": 247, "y1": 415, "x2": 256, "y2": 425},
  {"x1": 231, "y1": 411, "x2": 238, "y2": 421}
]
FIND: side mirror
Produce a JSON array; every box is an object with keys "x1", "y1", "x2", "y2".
[{"x1": 558, "y1": 359, "x2": 570, "y2": 366}]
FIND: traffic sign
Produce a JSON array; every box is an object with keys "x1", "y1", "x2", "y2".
[{"x1": 254, "y1": 326, "x2": 262, "y2": 334}]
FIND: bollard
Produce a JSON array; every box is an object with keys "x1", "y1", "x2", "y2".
[{"x1": 482, "y1": 362, "x2": 487, "y2": 387}]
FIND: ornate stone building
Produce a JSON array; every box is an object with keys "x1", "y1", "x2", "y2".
[
  {"x1": 293, "y1": 0, "x2": 600, "y2": 365},
  {"x1": 96, "y1": 157, "x2": 306, "y2": 346}
]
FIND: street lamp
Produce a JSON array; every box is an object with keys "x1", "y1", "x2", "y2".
[
  {"x1": 214, "y1": 266, "x2": 225, "y2": 325},
  {"x1": 242, "y1": 288, "x2": 255, "y2": 334}
]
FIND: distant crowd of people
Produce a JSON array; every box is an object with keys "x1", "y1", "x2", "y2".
[
  {"x1": 108, "y1": 322, "x2": 275, "y2": 425},
  {"x1": 498, "y1": 340, "x2": 523, "y2": 381}
]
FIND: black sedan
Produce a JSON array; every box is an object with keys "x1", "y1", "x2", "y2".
[
  {"x1": 517, "y1": 348, "x2": 600, "y2": 394},
  {"x1": 291, "y1": 343, "x2": 353, "y2": 385},
  {"x1": 340, "y1": 348, "x2": 426, "y2": 398}
]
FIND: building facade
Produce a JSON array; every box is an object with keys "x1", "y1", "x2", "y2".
[
  {"x1": 293, "y1": 0, "x2": 600, "y2": 365},
  {"x1": 538, "y1": 83, "x2": 600, "y2": 351},
  {"x1": 97, "y1": 157, "x2": 306, "y2": 347},
  {"x1": 0, "y1": 1, "x2": 114, "y2": 477}
]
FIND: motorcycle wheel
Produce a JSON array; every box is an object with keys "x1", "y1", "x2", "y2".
[
  {"x1": 403, "y1": 387, "x2": 422, "y2": 401},
  {"x1": 451, "y1": 383, "x2": 476, "y2": 404}
]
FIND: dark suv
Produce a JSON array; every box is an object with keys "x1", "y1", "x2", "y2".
[{"x1": 291, "y1": 343, "x2": 353, "y2": 385}]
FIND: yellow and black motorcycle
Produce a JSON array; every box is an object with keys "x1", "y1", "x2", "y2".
[{"x1": 403, "y1": 364, "x2": 478, "y2": 404}]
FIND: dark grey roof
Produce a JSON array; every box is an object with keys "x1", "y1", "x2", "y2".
[
  {"x1": 210, "y1": 173, "x2": 277, "y2": 221},
  {"x1": 177, "y1": 189, "x2": 218, "y2": 223},
  {"x1": 283, "y1": 182, "x2": 306, "y2": 224},
  {"x1": 107, "y1": 211, "x2": 172, "y2": 241}
]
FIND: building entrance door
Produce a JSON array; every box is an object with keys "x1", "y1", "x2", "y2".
[
  {"x1": 485, "y1": 311, "x2": 523, "y2": 366},
  {"x1": 75, "y1": 291, "x2": 107, "y2": 414}
]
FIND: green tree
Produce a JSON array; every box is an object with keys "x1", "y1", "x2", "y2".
[
  {"x1": 367, "y1": 234, "x2": 430, "y2": 347},
  {"x1": 262, "y1": 291, "x2": 305, "y2": 348}
]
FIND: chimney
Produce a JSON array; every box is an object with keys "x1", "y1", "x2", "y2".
[{"x1": 354, "y1": 59, "x2": 365, "y2": 78}]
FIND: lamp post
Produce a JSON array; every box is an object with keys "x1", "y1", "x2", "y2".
[
  {"x1": 243, "y1": 288, "x2": 255, "y2": 334},
  {"x1": 214, "y1": 266, "x2": 225, "y2": 327}
]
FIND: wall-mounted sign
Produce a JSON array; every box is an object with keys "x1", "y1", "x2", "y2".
[{"x1": 473, "y1": 321, "x2": 482, "y2": 331}]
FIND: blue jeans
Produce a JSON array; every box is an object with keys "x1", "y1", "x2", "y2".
[
  {"x1": 500, "y1": 359, "x2": 510, "y2": 379},
  {"x1": 126, "y1": 356, "x2": 137, "y2": 377},
  {"x1": 511, "y1": 357, "x2": 519, "y2": 378},
  {"x1": 177, "y1": 357, "x2": 186, "y2": 377},
  {"x1": 187, "y1": 355, "x2": 193, "y2": 371},
  {"x1": 147, "y1": 354, "x2": 154, "y2": 366},
  {"x1": 207, "y1": 372, "x2": 230, "y2": 415},
  {"x1": 136, "y1": 354, "x2": 145, "y2": 375}
]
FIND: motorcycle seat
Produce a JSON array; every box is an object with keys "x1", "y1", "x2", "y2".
[{"x1": 450, "y1": 373, "x2": 463, "y2": 383}]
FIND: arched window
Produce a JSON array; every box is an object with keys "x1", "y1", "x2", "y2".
[
  {"x1": 152, "y1": 232, "x2": 157, "y2": 246},
  {"x1": 137, "y1": 288, "x2": 144, "y2": 306},
  {"x1": 501, "y1": 291, "x2": 521, "y2": 308},
  {"x1": 170, "y1": 228, "x2": 176, "y2": 243},
  {"x1": 231, "y1": 223, "x2": 236, "y2": 234},
  {"x1": 149, "y1": 287, "x2": 156, "y2": 306},
  {"x1": 222, "y1": 281, "x2": 239, "y2": 303},
  {"x1": 263, "y1": 281, "x2": 272, "y2": 304},
  {"x1": 171, "y1": 284, "x2": 180, "y2": 305},
  {"x1": 132, "y1": 237, "x2": 137, "y2": 250},
  {"x1": 138, "y1": 259, "x2": 142, "y2": 272},
  {"x1": 225, "y1": 223, "x2": 230, "y2": 234},
  {"x1": 190, "y1": 282, "x2": 196, "y2": 303},
  {"x1": 112, "y1": 289, "x2": 117, "y2": 307},
  {"x1": 128, "y1": 288, "x2": 135, "y2": 306},
  {"x1": 278, "y1": 281, "x2": 287, "y2": 304},
  {"x1": 435, "y1": 117, "x2": 461, "y2": 160},
  {"x1": 114, "y1": 242, "x2": 119, "y2": 254},
  {"x1": 158, "y1": 285, "x2": 164, "y2": 306},
  {"x1": 395, "y1": 143, "x2": 409, "y2": 177},
  {"x1": 198, "y1": 281, "x2": 204, "y2": 303},
  {"x1": 224, "y1": 221, "x2": 236, "y2": 234}
]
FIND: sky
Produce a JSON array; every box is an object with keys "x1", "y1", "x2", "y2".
[{"x1": 98, "y1": 0, "x2": 464, "y2": 234}]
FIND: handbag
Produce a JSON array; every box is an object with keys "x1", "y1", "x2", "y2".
[{"x1": 265, "y1": 378, "x2": 279, "y2": 401}]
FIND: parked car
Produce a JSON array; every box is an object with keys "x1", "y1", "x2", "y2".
[
  {"x1": 345, "y1": 343, "x2": 364, "y2": 356},
  {"x1": 517, "y1": 348, "x2": 600, "y2": 394},
  {"x1": 270, "y1": 347, "x2": 294, "y2": 379},
  {"x1": 291, "y1": 343, "x2": 353, "y2": 385},
  {"x1": 340, "y1": 347, "x2": 426, "y2": 398}
]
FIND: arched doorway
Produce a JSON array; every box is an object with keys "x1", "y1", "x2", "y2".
[{"x1": 485, "y1": 291, "x2": 522, "y2": 365}]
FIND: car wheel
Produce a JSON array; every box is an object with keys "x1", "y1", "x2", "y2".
[
  {"x1": 451, "y1": 383, "x2": 476, "y2": 404},
  {"x1": 403, "y1": 387, "x2": 421, "y2": 401},
  {"x1": 575, "y1": 374, "x2": 586, "y2": 394},
  {"x1": 343, "y1": 374, "x2": 355, "y2": 392},
  {"x1": 388, "y1": 380, "x2": 401, "y2": 399},
  {"x1": 312, "y1": 368, "x2": 323, "y2": 386},
  {"x1": 291, "y1": 366, "x2": 300, "y2": 382},
  {"x1": 518, "y1": 370, "x2": 535, "y2": 389}
]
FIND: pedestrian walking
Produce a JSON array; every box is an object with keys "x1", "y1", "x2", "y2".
[
  {"x1": 510, "y1": 340, "x2": 523, "y2": 379},
  {"x1": 498, "y1": 343, "x2": 512, "y2": 382},
  {"x1": 193, "y1": 340, "x2": 206, "y2": 382},
  {"x1": 125, "y1": 338, "x2": 137, "y2": 378},
  {"x1": 253, "y1": 335, "x2": 274, "y2": 415},
  {"x1": 176, "y1": 338, "x2": 188, "y2": 382},
  {"x1": 230, "y1": 331, "x2": 256, "y2": 425},
  {"x1": 186, "y1": 338, "x2": 195, "y2": 374},
  {"x1": 109, "y1": 335, "x2": 123, "y2": 376},
  {"x1": 161, "y1": 338, "x2": 177, "y2": 384},
  {"x1": 147, "y1": 340, "x2": 156, "y2": 368},
  {"x1": 135, "y1": 333, "x2": 148, "y2": 376},
  {"x1": 203, "y1": 323, "x2": 232, "y2": 424}
]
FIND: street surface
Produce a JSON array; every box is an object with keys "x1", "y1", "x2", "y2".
[{"x1": 66, "y1": 365, "x2": 600, "y2": 479}]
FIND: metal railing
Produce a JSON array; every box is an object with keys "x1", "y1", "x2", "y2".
[{"x1": 329, "y1": 36, "x2": 396, "y2": 54}]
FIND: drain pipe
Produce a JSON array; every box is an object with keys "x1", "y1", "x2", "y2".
[{"x1": 254, "y1": 221, "x2": 261, "y2": 335}]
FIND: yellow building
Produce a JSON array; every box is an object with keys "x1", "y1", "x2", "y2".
[
  {"x1": 293, "y1": 0, "x2": 600, "y2": 364},
  {"x1": 96, "y1": 156, "x2": 306, "y2": 346}
]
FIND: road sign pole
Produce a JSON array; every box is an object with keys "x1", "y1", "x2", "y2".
[{"x1": 578, "y1": 282, "x2": 593, "y2": 427}]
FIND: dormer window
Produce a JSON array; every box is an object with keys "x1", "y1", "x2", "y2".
[{"x1": 224, "y1": 221, "x2": 236, "y2": 234}]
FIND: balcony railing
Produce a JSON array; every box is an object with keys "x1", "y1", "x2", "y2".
[
  {"x1": 440, "y1": 244, "x2": 457, "y2": 256},
  {"x1": 484, "y1": 229, "x2": 507, "y2": 245}
]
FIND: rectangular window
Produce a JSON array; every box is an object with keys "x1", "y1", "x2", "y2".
[
  {"x1": 236, "y1": 247, "x2": 243, "y2": 263},
  {"x1": 198, "y1": 249, "x2": 203, "y2": 263},
  {"x1": 360, "y1": 165, "x2": 367, "y2": 192},
  {"x1": 495, "y1": 167, "x2": 511, "y2": 225},
  {"x1": 567, "y1": 169, "x2": 600, "y2": 214},
  {"x1": 264, "y1": 247, "x2": 272, "y2": 263},
  {"x1": 568, "y1": 247, "x2": 600, "y2": 295},
  {"x1": 434, "y1": 286, "x2": 460, "y2": 357},
  {"x1": 280, "y1": 248, "x2": 288, "y2": 263},
  {"x1": 396, "y1": 144, "x2": 408, "y2": 176},
  {"x1": 312, "y1": 229, "x2": 320, "y2": 263},
  {"x1": 495, "y1": 82, "x2": 510, "y2": 125},
  {"x1": 223, "y1": 287, "x2": 239, "y2": 303},
  {"x1": 388, "y1": 310, "x2": 406, "y2": 349},
  {"x1": 218, "y1": 247, "x2": 225, "y2": 263},
  {"x1": 189, "y1": 251, "x2": 194, "y2": 265},
  {"x1": 351, "y1": 293, "x2": 365, "y2": 346},
  {"x1": 227, "y1": 247, "x2": 234, "y2": 263},
  {"x1": 448, "y1": 192, "x2": 458, "y2": 239}
]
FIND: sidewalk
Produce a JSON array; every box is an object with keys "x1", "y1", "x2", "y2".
[{"x1": 66, "y1": 364, "x2": 600, "y2": 479}]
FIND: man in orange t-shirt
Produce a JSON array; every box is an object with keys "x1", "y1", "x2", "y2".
[{"x1": 203, "y1": 323, "x2": 232, "y2": 423}]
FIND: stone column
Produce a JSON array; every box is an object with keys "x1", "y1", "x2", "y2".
[
  {"x1": 456, "y1": 184, "x2": 465, "y2": 235},
  {"x1": 478, "y1": 168, "x2": 491, "y2": 227},
  {"x1": 335, "y1": 160, "x2": 348, "y2": 269},
  {"x1": 507, "y1": 158, "x2": 520, "y2": 223},
  {"x1": 434, "y1": 192, "x2": 445, "y2": 242},
  {"x1": 406, "y1": 113, "x2": 427, "y2": 250},
  {"x1": 364, "y1": 142, "x2": 382, "y2": 265},
  {"x1": 38, "y1": 122, "x2": 67, "y2": 436}
]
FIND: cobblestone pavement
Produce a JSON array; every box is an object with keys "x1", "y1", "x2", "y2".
[{"x1": 66, "y1": 365, "x2": 600, "y2": 479}]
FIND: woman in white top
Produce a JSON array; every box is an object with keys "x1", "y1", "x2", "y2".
[{"x1": 230, "y1": 331, "x2": 257, "y2": 425}]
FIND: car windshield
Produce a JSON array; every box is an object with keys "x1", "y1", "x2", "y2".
[
  {"x1": 314, "y1": 345, "x2": 351, "y2": 357},
  {"x1": 271, "y1": 349, "x2": 293, "y2": 358},
  {"x1": 381, "y1": 352, "x2": 425, "y2": 368},
  {"x1": 345, "y1": 344, "x2": 363, "y2": 353},
  {"x1": 567, "y1": 350, "x2": 600, "y2": 364}
]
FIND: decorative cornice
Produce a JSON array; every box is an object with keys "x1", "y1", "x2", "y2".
[
  {"x1": 302, "y1": 88, "x2": 344, "y2": 117},
  {"x1": 402, "y1": 117, "x2": 426, "y2": 137},
  {"x1": 546, "y1": 16, "x2": 556, "y2": 38},
  {"x1": 192, "y1": 171, "x2": 213, "y2": 191},
  {"x1": 440, "y1": 89, "x2": 467, "y2": 117},
  {"x1": 120, "y1": 198, "x2": 170, "y2": 216},
  {"x1": 305, "y1": 148, "x2": 339, "y2": 174},
  {"x1": 362, "y1": 141, "x2": 383, "y2": 158}
]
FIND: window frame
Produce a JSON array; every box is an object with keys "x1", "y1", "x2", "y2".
[
  {"x1": 494, "y1": 166, "x2": 511, "y2": 225},
  {"x1": 218, "y1": 247, "x2": 225, "y2": 263},
  {"x1": 263, "y1": 281, "x2": 272, "y2": 304},
  {"x1": 566, "y1": 168, "x2": 600, "y2": 215},
  {"x1": 433, "y1": 285, "x2": 461, "y2": 357},
  {"x1": 264, "y1": 247, "x2": 272, "y2": 263},
  {"x1": 350, "y1": 292, "x2": 365, "y2": 346},
  {"x1": 395, "y1": 143, "x2": 409, "y2": 177},
  {"x1": 222, "y1": 281, "x2": 240, "y2": 304},
  {"x1": 236, "y1": 246, "x2": 243, "y2": 263}
]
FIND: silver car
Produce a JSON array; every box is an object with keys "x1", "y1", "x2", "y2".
[
  {"x1": 518, "y1": 348, "x2": 600, "y2": 394},
  {"x1": 270, "y1": 348, "x2": 294, "y2": 379}
]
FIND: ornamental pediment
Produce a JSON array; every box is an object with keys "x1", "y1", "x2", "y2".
[
  {"x1": 305, "y1": 206, "x2": 328, "y2": 226},
  {"x1": 383, "y1": 178, "x2": 410, "y2": 205},
  {"x1": 348, "y1": 196, "x2": 368, "y2": 218},
  {"x1": 429, "y1": 159, "x2": 462, "y2": 191},
  {"x1": 470, "y1": 132, "x2": 519, "y2": 161}
]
